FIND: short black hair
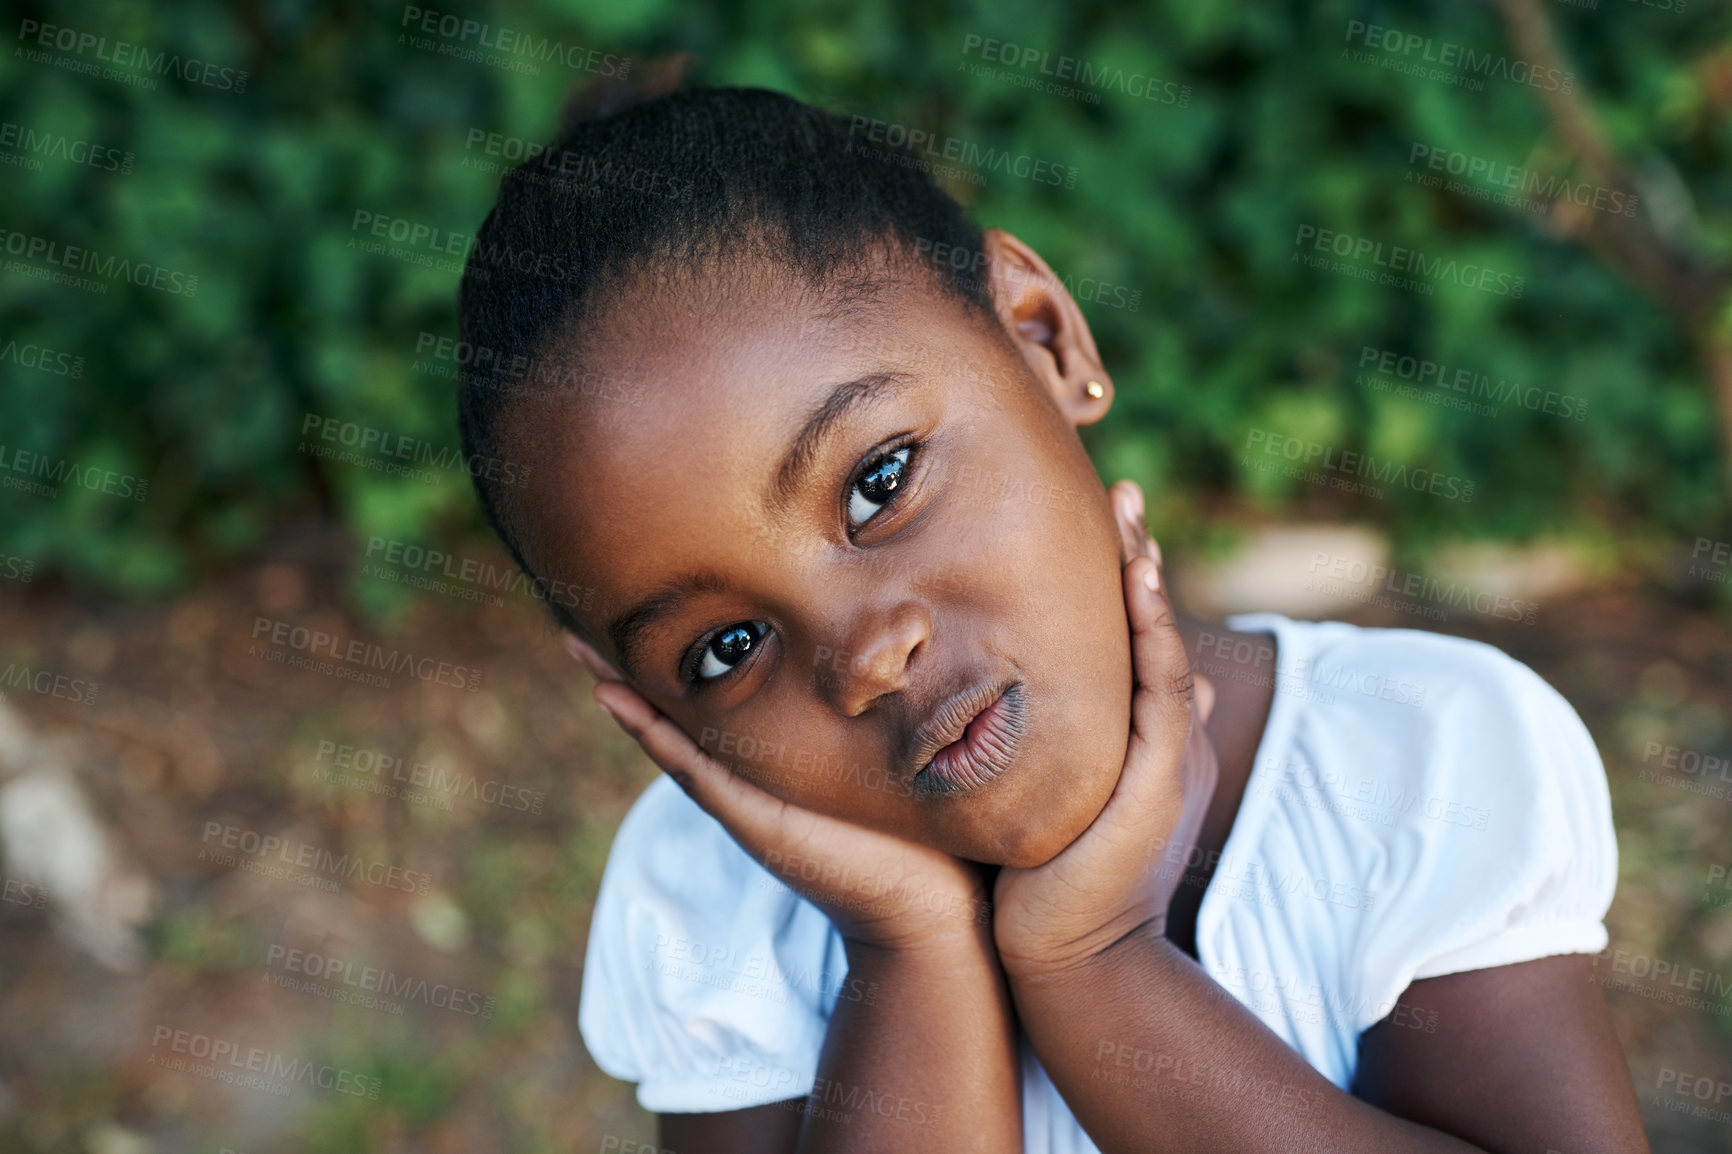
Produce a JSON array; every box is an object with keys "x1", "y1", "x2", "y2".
[{"x1": 455, "y1": 82, "x2": 994, "y2": 640}]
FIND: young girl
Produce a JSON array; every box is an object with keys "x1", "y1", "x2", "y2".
[{"x1": 454, "y1": 82, "x2": 1650, "y2": 1153}]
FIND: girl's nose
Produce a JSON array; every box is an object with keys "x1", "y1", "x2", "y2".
[{"x1": 823, "y1": 601, "x2": 933, "y2": 717}]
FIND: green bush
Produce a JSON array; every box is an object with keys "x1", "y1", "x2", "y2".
[{"x1": 2, "y1": 0, "x2": 1726, "y2": 599}]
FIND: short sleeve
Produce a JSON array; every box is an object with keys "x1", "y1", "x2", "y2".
[
  {"x1": 1354, "y1": 633, "x2": 1617, "y2": 1012},
  {"x1": 578, "y1": 775, "x2": 847, "y2": 1113}
]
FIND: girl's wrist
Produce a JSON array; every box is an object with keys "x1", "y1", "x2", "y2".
[
  {"x1": 997, "y1": 909, "x2": 1172, "y2": 984},
  {"x1": 843, "y1": 914, "x2": 1003, "y2": 972}
]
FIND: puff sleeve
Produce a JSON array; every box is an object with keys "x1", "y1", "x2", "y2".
[
  {"x1": 578, "y1": 775, "x2": 848, "y2": 1113},
  {"x1": 1350, "y1": 632, "x2": 1617, "y2": 1015}
]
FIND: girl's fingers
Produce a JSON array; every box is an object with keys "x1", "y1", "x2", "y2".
[
  {"x1": 1109, "y1": 480, "x2": 1169, "y2": 601},
  {"x1": 1120, "y1": 554, "x2": 1197, "y2": 794},
  {"x1": 1106, "y1": 481, "x2": 1206, "y2": 749},
  {"x1": 592, "y1": 680, "x2": 809, "y2": 865},
  {"x1": 1109, "y1": 480, "x2": 1146, "y2": 564},
  {"x1": 1194, "y1": 670, "x2": 1216, "y2": 728},
  {"x1": 564, "y1": 631, "x2": 623, "y2": 682},
  {"x1": 564, "y1": 625, "x2": 796, "y2": 856}
]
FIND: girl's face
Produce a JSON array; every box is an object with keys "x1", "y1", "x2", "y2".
[{"x1": 513, "y1": 231, "x2": 1141, "y2": 867}]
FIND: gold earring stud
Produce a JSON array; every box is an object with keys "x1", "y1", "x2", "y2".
[{"x1": 1085, "y1": 380, "x2": 1104, "y2": 399}]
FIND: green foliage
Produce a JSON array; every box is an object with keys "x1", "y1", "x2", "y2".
[{"x1": 2, "y1": 0, "x2": 1727, "y2": 597}]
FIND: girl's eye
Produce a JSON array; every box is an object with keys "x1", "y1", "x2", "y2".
[
  {"x1": 847, "y1": 446, "x2": 912, "y2": 529},
  {"x1": 694, "y1": 621, "x2": 765, "y2": 682}
]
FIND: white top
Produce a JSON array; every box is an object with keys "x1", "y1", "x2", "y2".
[{"x1": 577, "y1": 614, "x2": 1617, "y2": 1151}]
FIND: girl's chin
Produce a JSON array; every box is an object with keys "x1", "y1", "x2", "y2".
[
  {"x1": 995, "y1": 842, "x2": 1065, "y2": 870},
  {"x1": 973, "y1": 801, "x2": 1101, "y2": 869},
  {"x1": 991, "y1": 760, "x2": 1123, "y2": 867}
]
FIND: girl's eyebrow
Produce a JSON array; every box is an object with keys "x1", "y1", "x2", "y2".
[
  {"x1": 766, "y1": 370, "x2": 917, "y2": 520},
  {"x1": 606, "y1": 569, "x2": 729, "y2": 683}
]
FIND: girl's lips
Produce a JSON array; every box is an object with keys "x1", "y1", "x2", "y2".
[{"x1": 914, "y1": 682, "x2": 1026, "y2": 795}]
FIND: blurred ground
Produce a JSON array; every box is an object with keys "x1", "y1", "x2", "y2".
[{"x1": 0, "y1": 519, "x2": 1728, "y2": 1152}]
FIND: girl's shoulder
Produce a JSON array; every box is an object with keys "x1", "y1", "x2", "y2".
[
  {"x1": 577, "y1": 774, "x2": 845, "y2": 1112},
  {"x1": 1219, "y1": 613, "x2": 1617, "y2": 1005},
  {"x1": 1228, "y1": 611, "x2": 1609, "y2": 802},
  {"x1": 1227, "y1": 610, "x2": 1568, "y2": 718}
]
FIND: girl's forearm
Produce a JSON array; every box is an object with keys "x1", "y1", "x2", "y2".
[
  {"x1": 1005, "y1": 928, "x2": 1485, "y2": 1154},
  {"x1": 795, "y1": 927, "x2": 1022, "y2": 1154}
]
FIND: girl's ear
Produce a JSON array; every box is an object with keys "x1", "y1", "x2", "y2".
[
  {"x1": 982, "y1": 228, "x2": 1114, "y2": 427},
  {"x1": 564, "y1": 631, "x2": 626, "y2": 682}
]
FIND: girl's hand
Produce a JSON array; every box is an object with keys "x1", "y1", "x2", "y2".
[
  {"x1": 992, "y1": 480, "x2": 1220, "y2": 975},
  {"x1": 567, "y1": 638, "x2": 996, "y2": 955}
]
